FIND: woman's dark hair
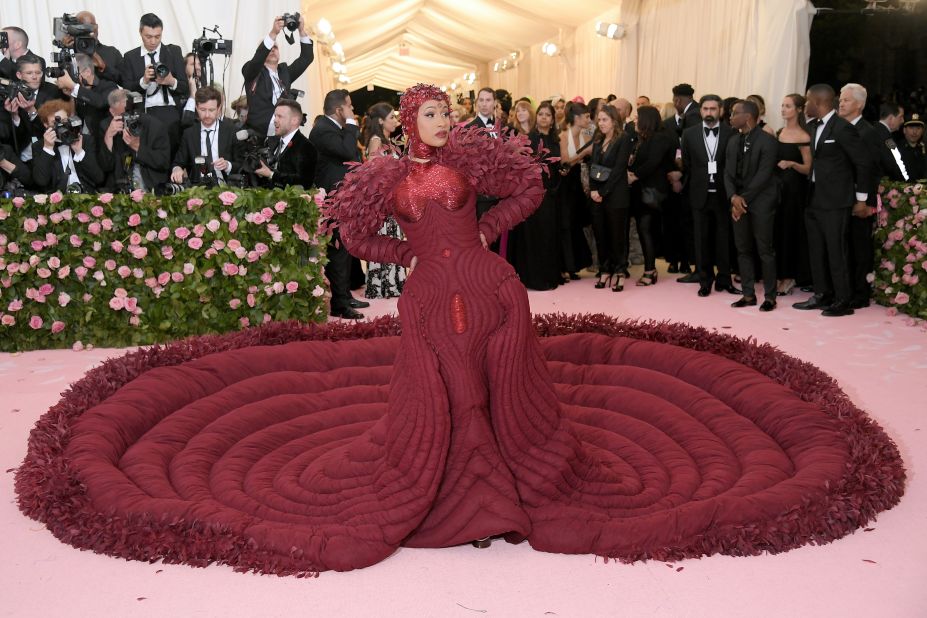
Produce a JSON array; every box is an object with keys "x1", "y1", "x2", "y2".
[
  {"x1": 534, "y1": 100, "x2": 559, "y2": 136},
  {"x1": 594, "y1": 105, "x2": 622, "y2": 142},
  {"x1": 362, "y1": 101, "x2": 394, "y2": 149},
  {"x1": 721, "y1": 96, "x2": 739, "y2": 123},
  {"x1": 635, "y1": 105, "x2": 662, "y2": 140},
  {"x1": 494, "y1": 89, "x2": 512, "y2": 114},
  {"x1": 588, "y1": 97, "x2": 602, "y2": 116},
  {"x1": 785, "y1": 93, "x2": 807, "y2": 130},
  {"x1": 565, "y1": 102, "x2": 589, "y2": 126}
]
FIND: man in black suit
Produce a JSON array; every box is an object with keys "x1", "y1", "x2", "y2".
[
  {"x1": 2, "y1": 54, "x2": 68, "y2": 151},
  {"x1": 0, "y1": 143, "x2": 32, "y2": 189},
  {"x1": 725, "y1": 99, "x2": 780, "y2": 311},
  {"x1": 874, "y1": 102, "x2": 907, "y2": 182},
  {"x1": 170, "y1": 86, "x2": 239, "y2": 187},
  {"x1": 464, "y1": 86, "x2": 503, "y2": 249},
  {"x1": 0, "y1": 26, "x2": 45, "y2": 79},
  {"x1": 838, "y1": 83, "x2": 884, "y2": 309},
  {"x1": 253, "y1": 99, "x2": 316, "y2": 188},
  {"x1": 681, "y1": 94, "x2": 739, "y2": 297},
  {"x1": 71, "y1": 11, "x2": 123, "y2": 85},
  {"x1": 242, "y1": 14, "x2": 314, "y2": 137},
  {"x1": 309, "y1": 89, "x2": 368, "y2": 320},
  {"x1": 53, "y1": 53, "x2": 117, "y2": 141},
  {"x1": 99, "y1": 88, "x2": 170, "y2": 192},
  {"x1": 30, "y1": 100, "x2": 103, "y2": 192},
  {"x1": 665, "y1": 83, "x2": 701, "y2": 280},
  {"x1": 793, "y1": 84, "x2": 872, "y2": 317},
  {"x1": 120, "y1": 13, "x2": 188, "y2": 158}
]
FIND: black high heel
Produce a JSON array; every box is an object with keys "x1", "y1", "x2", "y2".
[
  {"x1": 472, "y1": 537, "x2": 492, "y2": 548},
  {"x1": 595, "y1": 274, "x2": 613, "y2": 289},
  {"x1": 612, "y1": 273, "x2": 625, "y2": 292}
]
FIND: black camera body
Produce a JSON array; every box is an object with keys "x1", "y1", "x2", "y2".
[
  {"x1": 0, "y1": 31, "x2": 8, "y2": 51},
  {"x1": 236, "y1": 128, "x2": 274, "y2": 175},
  {"x1": 154, "y1": 182, "x2": 188, "y2": 196},
  {"x1": 122, "y1": 93, "x2": 146, "y2": 137},
  {"x1": 54, "y1": 116, "x2": 84, "y2": 146},
  {"x1": 44, "y1": 66, "x2": 66, "y2": 79},
  {"x1": 192, "y1": 37, "x2": 233, "y2": 56},
  {"x1": 282, "y1": 13, "x2": 300, "y2": 32},
  {"x1": 53, "y1": 14, "x2": 98, "y2": 56},
  {"x1": 0, "y1": 78, "x2": 36, "y2": 102}
]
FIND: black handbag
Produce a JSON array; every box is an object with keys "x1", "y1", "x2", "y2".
[
  {"x1": 590, "y1": 163, "x2": 611, "y2": 182},
  {"x1": 641, "y1": 186, "x2": 666, "y2": 206}
]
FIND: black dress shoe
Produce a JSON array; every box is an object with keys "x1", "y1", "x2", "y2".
[
  {"x1": 677, "y1": 272, "x2": 700, "y2": 284},
  {"x1": 349, "y1": 298, "x2": 370, "y2": 309},
  {"x1": 731, "y1": 297, "x2": 757, "y2": 308},
  {"x1": 330, "y1": 307, "x2": 364, "y2": 320},
  {"x1": 472, "y1": 537, "x2": 492, "y2": 548},
  {"x1": 822, "y1": 301, "x2": 855, "y2": 317},
  {"x1": 715, "y1": 283, "x2": 742, "y2": 295},
  {"x1": 849, "y1": 299, "x2": 870, "y2": 309},
  {"x1": 792, "y1": 295, "x2": 832, "y2": 310},
  {"x1": 697, "y1": 287, "x2": 711, "y2": 297},
  {"x1": 759, "y1": 299, "x2": 777, "y2": 312},
  {"x1": 569, "y1": 272, "x2": 581, "y2": 280}
]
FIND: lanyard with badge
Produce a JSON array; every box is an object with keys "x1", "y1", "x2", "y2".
[{"x1": 702, "y1": 126, "x2": 719, "y2": 184}]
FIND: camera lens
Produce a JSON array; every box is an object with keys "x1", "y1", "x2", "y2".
[{"x1": 155, "y1": 63, "x2": 170, "y2": 78}]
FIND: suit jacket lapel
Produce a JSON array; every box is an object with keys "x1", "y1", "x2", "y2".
[{"x1": 815, "y1": 116, "x2": 835, "y2": 156}]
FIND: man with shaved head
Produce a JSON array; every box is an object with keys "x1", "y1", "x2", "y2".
[
  {"x1": 71, "y1": 11, "x2": 124, "y2": 84},
  {"x1": 0, "y1": 26, "x2": 44, "y2": 79}
]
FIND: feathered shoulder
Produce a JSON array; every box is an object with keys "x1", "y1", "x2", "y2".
[
  {"x1": 320, "y1": 155, "x2": 410, "y2": 238},
  {"x1": 437, "y1": 126, "x2": 545, "y2": 198}
]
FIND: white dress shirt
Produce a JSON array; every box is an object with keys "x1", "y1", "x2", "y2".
[
  {"x1": 199, "y1": 122, "x2": 231, "y2": 177},
  {"x1": 42, "y1": 143, "x2": 85, "y2": 186},
  {"x1": 262, "y1": 34, "x2": 313, "y2": 136},
  {"x1": 140, "y1": 45, "x2": 177, "y2": 109}
]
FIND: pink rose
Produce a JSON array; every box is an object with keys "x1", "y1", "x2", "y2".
[
  {"x1": 182, "y1": 262, "x2": 194, "y2": 275},
  {"x1": 274, "y1": 201, "x2": 287, "y2": 213},
  {"x1": 72, "y1": 340, "x2": 84, "y2": 351},
  {"x1": 894, "y1": 291, "x2": 910, "y2": 305},
  {"x1": 263, "y1": 313, "x2": 272, "y2": 324},
  {"x1": 157, "y1": 227, "x2": 170, "y2": 241},
  {"x1": 212, "y1": 239, "x2": 226, "y2": 251},
  {"x1": 31, "y1": 240, "x2": 45, "y2": 251},
  {"x1": 88, "y1": 222, "x2": 102, "y2": 235},
  {"x1": 129, "y1": 315, "x2": 140, "y2": 326},
  {"x1": 82, "y1": 293, "x2": 92, "y2": 302},
  {"x1": 157, "y1": 272, "x2": 170, "y2": 286},
  {"x1": 174, "y1": 226, "x2": 190, "y2": 239},
  {"x1": 145, "y1": 230, "x2": 157, "y2": 242},
  {"x1": 312, "y1": 285, "x2": 325, "y2": 297},
  {"x1": 44, "y1": 233, "x2": 58, "y2": 246},
  {"x1": 261, "y1": 272, "x2": 273, "y2": 284},
  {"x1": 129, "y1": 232, "x2": 143, "y2": 245},
  {"x1": 7, "y1": 242, "x2": 19, "y2": 253},
  {"x1": 218, "y1": 191, "x2": 238, "y2": 205},
  {"x1": 223, "y1": 263, "x2": 239, "y2": 276},
  {"x1": 82, "y1": 256, "x2": 96, "y2": 268},
  {"x1": 292, "y1": 223, "x2": 310, "y2": 242},
  {"x1": 101, "y1": 218, "x2": 113, "y2": 231},
  {"x1": 109, "y1": 296, "x2": 125, "y2": 311},
  {"x1": 74, "y1": 266, "x2": 88, "y2": 279},
  {"x1": 117, "y1": 265, "x2": 131, "y2": 278},
  {"x1": 1, "y1": 315, "x2": 14, "y2": 326},
  {"x1": 220, "y1": 211, "x2": 231, "y2": 222},
  {"x1": 8, "y1": 299, "x2": 23, "y2": 311},
  {"x1": 124, "y1": 297, "x2": 138, "y2": 312},
  {"x1": 37, "y1": 268, "x2": 51, "y2": 279},
  {"x1": 47, "y1": 256, "x2": 60, "y2": 268},
  {"x1": 254, "y1": 242, "x2": 269, "y2": 255},
  {"x1": 206, "y1": 219, "x2": 220, "y2": 233},
  {"x1": 50, "y1": 212, "x2": 62, "y2": 224},
  {"x1": 111, "y1": 240, "x2": 124, "y2": 253},
  {"x1": 261, "y1": 207, "x2": 274, "y2": 219},
  {"x1": 127, "y1": 213, "x2": 141, "y2": 226},
  {"x1": 246, "y1": 293, "x2": 255, "y2": 307},
  {"x1": 193, "y1": 224, "x2": 206, "y2": 237},
  {"x1": 229, "y1": 298, "x2": 241, "y2": 309},
  {"x1": 272, "y1": 281, "x2": 284, "y2": 294},
  {"x1": 69, "y1": 234, "x2": 83, "y2": 247},
  {"x1": 161, "y1": 246, "x2": 174, "y2": 259},
  {"x1": 186, "y1": 198, "x2": 204, "y2": 210},
  {"x1": 204, "y1": 248, "x2": 217, "y2": 258},
  {"x1": 130, "y1": 189, "x2": 145, "y2": 202},
  {"x1": 239, "y1": 317, "x2": 250, "y2": 328},
  {"x1": 12, "y1": 196, "x2": 25, "y2": 207},
  {"x1": 57, "y1": 265, "x2": 70, "y2": 279},
  {"x1": 129, "y1": 246, "x2": 148, "y2": 259},
  {"x1": 29, "y1": 315, "x2": 43, "y2": 329},
  {"x1": 171, "y1": 272, "x2": 184, "y2": 283},
  {"x1": 98, "y1": 192, "x2": 113, "y2": 203},
  {"x1": 246, "y1": 250, "x2": 259, "y2": 262},
  {"x1": 58, "y1": 293, "x2": 71, "y2": 307},
  {"x1": 51, "y1": 320, "x2": 65, "y2": 334},
  {"x1": 49, "y1": 191, "x2": 63, "y2": 204},
  {"x1": 24, "y1": 218, "x2": 39, "y2": 233},
  {"x1": 144, "y1": 277, "x2": 157, "y2": 288},
  {"x1": 187, "y1": 237, "x2": 203, "y2": 250},
  {"x1": 286, "y1": 281, "x2": 298, "y2": 294},
  {"x1": 234, "y1": 247, "x2": 248, "y2": 259},
  {"x1": 104, "y1": 259, "x2": 117, "y2": 271},
  {"x1": 227, "y1": 239, "x2": 242, "y2": 250},
  {"x1": 76, "y1": 212, "x2": 90, "y2": 223},
  {"x1": 204, "y1": 268, "x2": 215, "y2": 278},
  {"x1": 90, "y1": 205, "x2": 104, "y2": 217},
  {"x1": 252, "y1": 213, "x2": 266, "y2": 225},
  {"x1": 228, "y1": 218, "x2": 239, "y2": 233}
]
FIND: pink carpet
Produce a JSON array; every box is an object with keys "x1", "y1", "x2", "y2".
[{"x1": 3, "y1": 265, "x2": 926, "y2": 617}]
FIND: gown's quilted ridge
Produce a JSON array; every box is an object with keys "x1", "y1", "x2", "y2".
[{"x1": 15, "y1": 314, "x2": 906, "y2": 576}]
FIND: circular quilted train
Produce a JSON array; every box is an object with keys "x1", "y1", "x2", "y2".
[{"x1": 15, "y1": 315, "x2": 905, "y2": 576}]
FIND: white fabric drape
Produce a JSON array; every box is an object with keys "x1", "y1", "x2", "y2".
[{"x1": 4, "y1": 1, "x2": 312, "y2": 119}]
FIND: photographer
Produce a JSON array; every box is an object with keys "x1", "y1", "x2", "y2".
[
  {"x1": 64, "y1": 12, "x2": 124, "y2": 85},
  {"x1": 120, "y1": 13, "x2": 188, "y2": 157},
  {"x1": 242, "y1": 13, "x2": 313, "y2": 137},
  {"x1": 253, "y1": 98, "x2": 315, "y2": 188},
  {"x1": 30, "y1": 99, "x2": 103, "y2": 193},
  {"x1": 1, "y1": 142, "x2": 31, "y2": 190},
  {"x1": 98, "y1": 88, "x2": 170, "y2": 192},
  {"x1": 2, "y1": 53, "x2": 68, "y2": 150},
  {"x1": 54, "y1": 53, "x2": 117, "y2": 141},
  {"x1": 171, "y1": 86, "x2": 239, "y2": 186},
  {"x1": 0, "y1": 26, "x2": 45, "y2": 79}
]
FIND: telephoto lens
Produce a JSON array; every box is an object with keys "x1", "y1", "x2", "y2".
[
  {"x1": 155, "y1": 63, "x2": 170, "y2": 79},
  {"x1": 282, "y1": 12, "x2": 300, "y2": 32}
]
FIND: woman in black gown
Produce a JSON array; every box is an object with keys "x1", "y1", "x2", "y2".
[
  {"x1": 557, "y1": 102, "x2": 594, "y2": 280},
  {"x1": 509, "y1": 101, "x2": 563, "y2": 290},
  {"x1": 775, "y1": 94, "x2": 813, "y2": 295}
]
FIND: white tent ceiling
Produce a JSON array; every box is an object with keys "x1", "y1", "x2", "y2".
[{"x1": 303, "y1": 0, "x2": 618, "y2": 91}]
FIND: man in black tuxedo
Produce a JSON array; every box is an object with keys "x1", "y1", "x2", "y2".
[
  {"x1": 725, "y1": 99, "x2": 780, "y2": 311},
  {"x1": 665, "y1": 83, "x2": 701, "y2": 280},
  {"x1": 170, "y1": 86, "x2": 239, "y2": 187},
  {"x1": 53, "y1": 53, "x2": 117, "y2": 141},
  {"x1": 0, "y1": 26, "x2": 45, "y2": 79},
  {"x1": 70, "y1": 11, "x2": 123, "y2": 85},
  {"x1": 309, "y1": 89, "x2": 368, "y2": 320},
  {"x1": 253, "y1": 99, "x2": 316, "y2": 188},
  {"x1": 120, "y1": 13, "x2": 188, "y2": 158},
  {"x1": 2, "y1": 54, "x2": 68, "y2": 151},
  {"x1": 793, "y1": 84, "x2": 872, "y2": 317},
  {"x1": 465, "y1": 86, "x2": 503, "y2": 249},
  {"x1": 242, "y1": 14, "x2": 314, "y2": 138},
  {"x1": 681, "y1": 94, "x2": 739, "y2": 296},
  {"x1": 30, "y1": 100, "x2": 103, "y2": 192},
  {"x1": 99, "y1": 88, "x2": 170, "y2": 192},
  {"x1": 838, "y1": 83, "x2": 884, "y2": 309}
]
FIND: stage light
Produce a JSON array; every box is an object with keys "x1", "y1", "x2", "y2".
[
  {"x1": 331, "y1": 61, "x2": 347, "y2": 74},
  {"x1": 541, "y1": 42, "x2": 558, "y2": 57},
  {"x1": 450, "y1": 81, "x2": 458, "y2": 90},
  {"x1": 338, "y1": 74, "x2": 350, "y2": 84},
  {"x1": 595, "y1": 21, "x2": 626, "y2": 40},
  {"x1": 316, "y1": 18, "x2": 332, "y2": 36},
  {"x1": 493, "y1": 62, "x2": 500, "y2": 72},
  {"x1": 331, "y1": 41, "x2": 344, "y2": 58}
]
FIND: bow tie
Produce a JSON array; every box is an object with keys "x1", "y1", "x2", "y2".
[
  {"x1": 808, "y1": 118, "x2": 822, "y2": 128},
  {"x1": 704, "y1": 126, "x2": 718, "y2": 137}
]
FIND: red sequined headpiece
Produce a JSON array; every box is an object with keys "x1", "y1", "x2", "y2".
[{"x1": 399, "y1": 83, "x2": 450, "y2": 159}]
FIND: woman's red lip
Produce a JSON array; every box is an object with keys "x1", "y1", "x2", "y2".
[{"x1": 436, "y1": 131, "x2": 448, "y2": 137}]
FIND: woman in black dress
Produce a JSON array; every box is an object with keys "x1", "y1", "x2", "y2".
[
  {"x1": 775, "y1": 94, "x2": 813, "y2": 296},
  {"x1": 628, "y1": 105, "x2": 678, "y2": 286},
  {"x1": 508, "y1": 101, "x2": 563, "y2": 291},
  {"x1": 589, "y1": 105, "x2": 633, "y2": 291},
  {"x1": 557, "y1": 102, "x2": 594, "y2": 280}
]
